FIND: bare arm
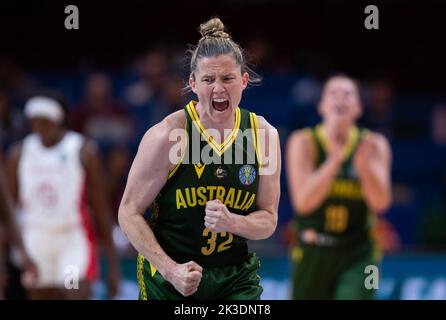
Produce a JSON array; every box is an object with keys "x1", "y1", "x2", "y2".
[
  {"x1": 5, "y1": 143, "x2": 21, "y2": 203},
  {"x1": 0, "y1": 152, "x2": 12, "y2": 296},
  {"x1": 204, "y1": 116, "x2": 281, "y2": 240},
  {"x1": 119, "y1": 123, "x2": 174, "y2": 274},
  {"x1": 2, "y1": 147, "x2": 38, "y2": 281},
  {"x1": 118, "y1": 112, "x2": 202, "y2": 297},
  {"x1": 81, "y1": 140, "x2": 120, "y2": 297},
  {"x1": 286, "y1": 130, "x2": 342, "y2": 216},
  {"x1": 354, "y1": 132, "x2": 392, "y2": 213},
  {"x1": 0, "y1": 152, "x2": 11, "y2": 247},
  {"x1": 0, "y1": 151, "x2": 11, "y2": 238},
  {"x1": 3, "y1": 145, "x2": 27, "y2": 253}
]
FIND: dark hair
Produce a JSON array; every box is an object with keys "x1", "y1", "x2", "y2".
[{"x1": 186, "y1": 17, "x2": 261, "y2": 90}]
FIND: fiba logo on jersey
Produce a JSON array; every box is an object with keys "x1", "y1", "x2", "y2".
[{"x1": 239, "y1": 165, "x2": 256, "y2": 186}]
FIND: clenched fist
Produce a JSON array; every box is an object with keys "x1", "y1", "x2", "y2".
[
  {"x1": 167, "y1": 261, "x2": 203, "y2": 297},
  {"x1": 204, "y1": 199, "x2": 235, "y2": 233}
]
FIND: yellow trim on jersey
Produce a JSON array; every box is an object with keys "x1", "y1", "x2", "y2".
[
  {"x1": 167, "y1": 120, "x2": 188, "y2": 180},
  {"x1": 186, "y1": 101, "x2": 241, "y2": 156},
  {"x1": 249, "y1": 112, "x2": 263, "y2": 166},
  {"x1": 315, "y1": 124, "x2": 360, "y2": 160},
  {"x1": 137, "y1": 253, "x2": 148, "y2": 300},
  {"x1": 291, "y1": 246, "x2": 303, "y2": 263},
  {"x1": 343, "y1": 126, "x2": 360, "y2": 159},
  {"x1": 149, "y1": 262, "x2": 157, "y2": 277},
  {"x1": 304, "y1": 128, "x2": 319, "y2": 164},
  {"x1": 368, "y1": 212, "x2": 383, "y2": 263}
]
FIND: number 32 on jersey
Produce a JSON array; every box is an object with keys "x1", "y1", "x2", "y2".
[{"x1": 201, "y1": 228, "x2": 234, "y2": 255}]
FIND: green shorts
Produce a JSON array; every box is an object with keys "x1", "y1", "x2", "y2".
[
  {"x1": 137, "y1": 252, "x2": 263, "y2": 300},
  {"x1": 291, "y1": 241, "x2": 381, "y2": 300}
]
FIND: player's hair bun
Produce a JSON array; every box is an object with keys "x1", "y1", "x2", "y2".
[{"x1": 199, "y1": 17, "x2": 230, "y2": 39}]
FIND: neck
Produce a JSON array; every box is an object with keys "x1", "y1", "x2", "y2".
[
  {"x1": 195, "y1": 102, "x2": 236, "y2": 144},
  {"x1": 321, "y1": 122, "x2": 352, "y2": 146},
  {"x1": 41, "y1": 130, "x2": 65, "y2": 148}
]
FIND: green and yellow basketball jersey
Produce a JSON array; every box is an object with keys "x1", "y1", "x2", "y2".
[
  {"x1": 296, "y1": 124, "x2": 374, "y2": 245},
  {"x1": 147, "y1": 101, "x2": 261, "y2": 267}
]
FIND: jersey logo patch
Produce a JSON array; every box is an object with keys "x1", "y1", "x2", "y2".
[
  {"x1": 214, "y1": 166, "x2": 227, "y2": 179},
  {"x1": 239, "y1": 165, "x2": 256, "y2": 186},
  {"x1": 194, "y1": 163, "x2": 206, "y2": 179}
]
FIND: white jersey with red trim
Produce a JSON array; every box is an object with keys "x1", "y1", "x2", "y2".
[
  {"x1": 18, "y1": 131, "x2": 97, "y2": 286},
  {"x1": 18, "y1": 131, "x2": 87, "y2": 230}
]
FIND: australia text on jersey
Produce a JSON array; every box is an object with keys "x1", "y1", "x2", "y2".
[
  {"x1": 168, "y1": 126, "x2": 279, "y2": 175},
  {"x1": 176, "y1": 186, "x2": 256, "y2": 211}
]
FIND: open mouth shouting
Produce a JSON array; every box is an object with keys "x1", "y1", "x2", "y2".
[{"x1": 212, "y1": 98, "x2": 230, "y2": 112}]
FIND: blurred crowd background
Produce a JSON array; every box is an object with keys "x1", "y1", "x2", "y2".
[{"x1": 1, "y1": 0, "x2": 446, "y2": 299}]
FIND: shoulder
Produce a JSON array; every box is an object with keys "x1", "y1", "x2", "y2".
[
  {"x1": 7, "y1": 141, "x2": 24, "y2": 162},
  {"x1": 64, "y1": 131, "x2": 88, "y2": 151},
  {"x1": 160, "y1": 109, "x2": 187, "y2": 131},
  {"x1": 358, "y1": 130, "x2": 392, "y2": 163},
  {"x1": 145, "y1": 109, "x2": 185, "y2": 140},
  {"x1": 361, "y1": 130, "x2": 391, "y2": 153},
  {"x1": 66, "y1": 130, "x2": 84, "y2": 141},
  {"x1": 139, "y1": 110, "x2": 186, "y2": 153},
  {"x1": 287, "y1": 127, "x2": 313, "y2": 150}
]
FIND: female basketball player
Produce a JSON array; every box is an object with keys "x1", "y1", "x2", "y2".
[
  {"x1": 286, "y1": 74, "x2": 392, "y2": 299},
  {"x1": 119, "y1": 17, "x2": 281, "y2": 300}
]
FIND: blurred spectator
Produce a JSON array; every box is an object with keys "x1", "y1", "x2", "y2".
[
  {"x1": 290, "y1": 76, "x2": 321, "y2": 108},
  {"x1": 420, "y1": 192, "x2": 446, "y2": 249},
  {"x1": 281, "y1": 220, "x2": 297, "y2": 248},
  {"x1": 431, "y1": 103, "x2": 446, "y2": 146},
  {"x1": 123, "y1": 49, "x2": 171, "y2": 139},
  {"x1": 245, "y1": 37, "x2": 273, "y2": 70},
  {"x1": 362, "y1": 78, "x2": 395, "y2": 139},
  {"x1": 0, "y1": 59, "x2": 38, "y2": 107},
  {"x1": 105, "y1": 146, "x2": 131, "y2": 222},
  {"x1": 71, "y1": 72, "x2": 133, "y2": 150},
  {"x1": 124, "y1": 49, "x2": 169, "y2": 108},
  {"x1": 0, "y1": 90, "x2": 26, "y2": 151},
  {"x1": 148, "y1": 73, "x2": 185, "y2": 126},
  {"x1": 289, "y1": 75, "x2": 322, "y2": 128},
  {"x1": 430, "y1": 103, "x2": 446, "y2": 179},
  {"x1": 418, "y1": 104, "x2": 446, "y2": 249}
]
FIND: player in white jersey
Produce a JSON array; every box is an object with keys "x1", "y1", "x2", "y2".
[{"x1": 6, "y1": 96, "x2": 120, "y2": 299}]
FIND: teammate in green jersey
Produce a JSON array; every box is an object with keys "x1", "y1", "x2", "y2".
[
  {"x1": 286, "y1": 74, "x2": 392, "y2": 299},
  {"x1": 118, "y1": 17, "x2": 281, "y2": 300}
]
